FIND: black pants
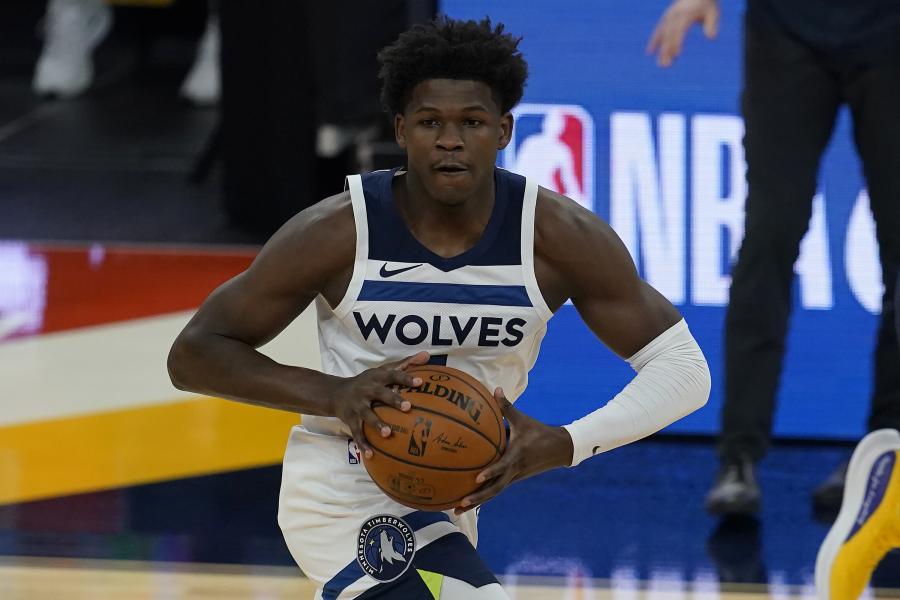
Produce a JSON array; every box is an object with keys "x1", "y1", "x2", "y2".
[{"x1": 719, "y1": 16, "x2": 900, "y2": 462}]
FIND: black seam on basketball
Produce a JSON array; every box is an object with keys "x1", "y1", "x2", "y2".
[
  {"x1": 367, "y1": 475, "x2": 458, "y2": 509},
  {"x1": 407, "y1": 367, "x2": 503, "y2": 445},
  {"x1": 372, "y1": 401, "x2": 502, "y2": 457},
  {"x1": 411, "y1": 368, "x2": 502, "y2": 441},
  {"x1": 368, "y1": 442, "x2": 497, "y2": 472}
]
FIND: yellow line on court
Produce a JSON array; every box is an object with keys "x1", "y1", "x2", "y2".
[{"x1": 0, "y1": 398, "x2": 299, "y2": 505}]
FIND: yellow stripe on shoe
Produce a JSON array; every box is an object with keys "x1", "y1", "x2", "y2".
[
  {"x1": 816, "y1": 429, "x2": 900, "y2": 600},
  {"x1": 824, "y1": 446, "x2": 900, "y2": 600}
]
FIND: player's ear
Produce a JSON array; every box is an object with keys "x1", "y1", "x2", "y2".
[
  {"x1": 394, "y1": 114, "x2": 407, "y2": 149},
  {"x1": 498, "y1": 112, "x2": 513, "y2": 150}
]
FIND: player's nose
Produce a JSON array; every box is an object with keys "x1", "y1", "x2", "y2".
[{"x1": 435, "y1": 123, "x2": 464, "y2": 150}]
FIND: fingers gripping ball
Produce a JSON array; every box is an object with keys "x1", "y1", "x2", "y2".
[{"x1": 362, "y1": 366, "x2": 506, "y2": 511}]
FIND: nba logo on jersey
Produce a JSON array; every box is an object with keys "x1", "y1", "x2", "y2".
[
  {"x1": 348, "y1": 440, "x2": 361, "y2": 464},
  {"x1": 502, "y1": 103, "x2": 594, "y2": 212}
]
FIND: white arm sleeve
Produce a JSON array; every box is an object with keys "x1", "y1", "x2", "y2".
[{"x1": 562, "y1": 319, "x2": 711, "y2": 466}]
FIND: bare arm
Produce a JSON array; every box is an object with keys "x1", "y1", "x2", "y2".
[
  {"x1": 647, "y1": 0, "x2": 720, "y2": 67},
  {"x1": 167, "y1": 193, "x2": 352, "y2": 412},
  {"x1": 535, "y1": 190, "x2": 709, "y2": 464},
  {"x1": 167, "y1": 193, "x2": 426, "y2": 456},
  {"x1": 455, "y1": 189, "x2": 708, "y2": 514},
  {"x1": 534, "y1": 190, "x2": 682, "y2": 355}
]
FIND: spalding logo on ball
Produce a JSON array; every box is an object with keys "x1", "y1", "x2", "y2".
[{"x1": 362, "y1": 365, "x2": 507, "y2": 511}]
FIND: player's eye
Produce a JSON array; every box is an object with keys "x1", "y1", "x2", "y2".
[
  {"x1": 420, "y1": 119, "x2": 439, "y2": 128},
  {"x1": 463, "y1": 119, "x2": 483, "y2": 127}
]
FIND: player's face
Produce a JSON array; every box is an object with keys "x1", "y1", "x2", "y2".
[{"x1": 395, "y1": 79, "x2": 513, "y2": 205}]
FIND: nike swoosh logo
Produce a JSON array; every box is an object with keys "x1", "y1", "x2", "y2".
[
  {"x1": 379, "y1": 263, "x2": 423, "y2": 278},
  {"x1": 592, "y1": 445, "x2": 602, "y2": 455}
]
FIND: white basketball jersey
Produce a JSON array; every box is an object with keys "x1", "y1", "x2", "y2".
[{"x1": 303, "y1": 167, "x2": 552, "y2": 437}]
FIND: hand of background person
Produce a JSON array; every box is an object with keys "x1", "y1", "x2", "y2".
[
  {"x1": 327, "y1": 351, "x2": 429, "y2": 459},
  {"x1": 647, "y1": 0, "x2": 720, "y2": 67},
  {"x1": 454, "y1": 388, "x2": 574, "y2": 515}
]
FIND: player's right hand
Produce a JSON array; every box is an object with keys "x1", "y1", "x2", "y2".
[
  {"x1": 646, "y1": 0, "x2": 719, "y2": 67},
  {"x1": 327, "y1": 351, "x2": 430, "y2": 459}
]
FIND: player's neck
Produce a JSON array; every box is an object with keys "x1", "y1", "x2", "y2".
[{"x1": 394, "y1": 170, "x2": 495, "y2": 258}]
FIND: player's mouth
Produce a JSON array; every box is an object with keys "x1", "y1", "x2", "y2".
[{"x1": 433, "y1": 163, "x2": 469, "y2": 176}]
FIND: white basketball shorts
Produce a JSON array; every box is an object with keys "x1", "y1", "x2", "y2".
[{"x1": 278, "y1": 425, "x2": 507, "y2": 599}]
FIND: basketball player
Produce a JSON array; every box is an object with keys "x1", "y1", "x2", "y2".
[{"x1": 168, "y1": 18, "x2": 711, "y2": 599}]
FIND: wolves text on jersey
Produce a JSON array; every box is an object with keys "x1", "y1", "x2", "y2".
[{"x1": 353, "y1": 312, "x2": 527, "y2": 348}]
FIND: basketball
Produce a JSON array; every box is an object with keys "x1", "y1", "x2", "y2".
[{"x1": 362, "y1": 365, "x2": 507, "y2": 511}]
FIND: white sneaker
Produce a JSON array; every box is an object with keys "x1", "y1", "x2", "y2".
[
  {"x1": 33, "y1": 0, "x2": 112, "y2": 98},
  {"x1": 180, "y1": 15, "x2": 220, "y2": 106},
  {"x1": 815, "y1": 428, "x2": 900, "y2": 600}
]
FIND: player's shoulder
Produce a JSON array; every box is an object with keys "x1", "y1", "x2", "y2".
[
  {"x1": 299, "y1": 189, "x2": 354, "y2": 228},
  {"x1": 257, "y1": 190, "x2": 355, "y2": 273},
  {"x1": 534, "y1": 186, "x2": 618, "y2": 259},
  {"x1": 279, "y1": 190, "x2": 354, "y2": 243},
  {"x1": 532, "y1": 187, "x2": 640, "y2": 298}
]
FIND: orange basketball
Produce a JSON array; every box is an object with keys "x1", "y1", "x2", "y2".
[{"x1": 362, "y1": 365, "x2": 506, "y2": 511}]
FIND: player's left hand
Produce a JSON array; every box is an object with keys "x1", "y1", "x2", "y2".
[{"x1": 454, "y1": 388, "x2": 574, "y2": 515}]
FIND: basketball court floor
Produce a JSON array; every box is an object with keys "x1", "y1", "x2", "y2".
[{"x1": 1, "y1": 244, "x2": 899, "y2": 599}]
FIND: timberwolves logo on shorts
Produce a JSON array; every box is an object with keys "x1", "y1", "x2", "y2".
[{"x1": 356, "y1": 514, "x2": 416, "y2": 581}]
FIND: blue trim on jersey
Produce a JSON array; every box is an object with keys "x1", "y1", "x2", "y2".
[
  {"x1": 321, "y1": 511, "x2": 452, "y2": 600},
  {"x1": 404, "y1": 532, "x2": 500, "y2": 588},
  {"x1": 355, "y1": 533, "x2": 500, "y2": 599},
  {"x1": 427, "y1": 354, "x2": 449, "y2": 366},
  {"x1": 361, "y1": 168, "x2": 525, "y2": 271},
  {"x1": 359, "y1": 280, "x2": 532, "y2": 307}
]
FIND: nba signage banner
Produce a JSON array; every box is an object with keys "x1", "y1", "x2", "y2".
[
  {"x1": 503, "y1": 104, "x2": 595, "y2": 213},
  {"x1": 443, "y1": 0, "x2": 880, "y2": 440}
]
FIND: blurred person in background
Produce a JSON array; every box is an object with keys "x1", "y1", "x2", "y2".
[
  {"x1": 33, "y1": 0, "x2": 219, "y2": 104},
  {"x1": 217, "y1": 0, "x2": 423, "y2": 234},
  {"x1": 648, "y1": 0, "x2": 900, "y2": 518}
]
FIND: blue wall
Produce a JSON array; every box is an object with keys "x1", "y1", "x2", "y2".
[{"x1": 442, "y1": 0, "x2": 880, "y2": 440}]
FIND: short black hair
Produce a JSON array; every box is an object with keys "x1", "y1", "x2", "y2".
[{"x1": 377, "y1": 16, "x2": 528, "y2": 116}]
